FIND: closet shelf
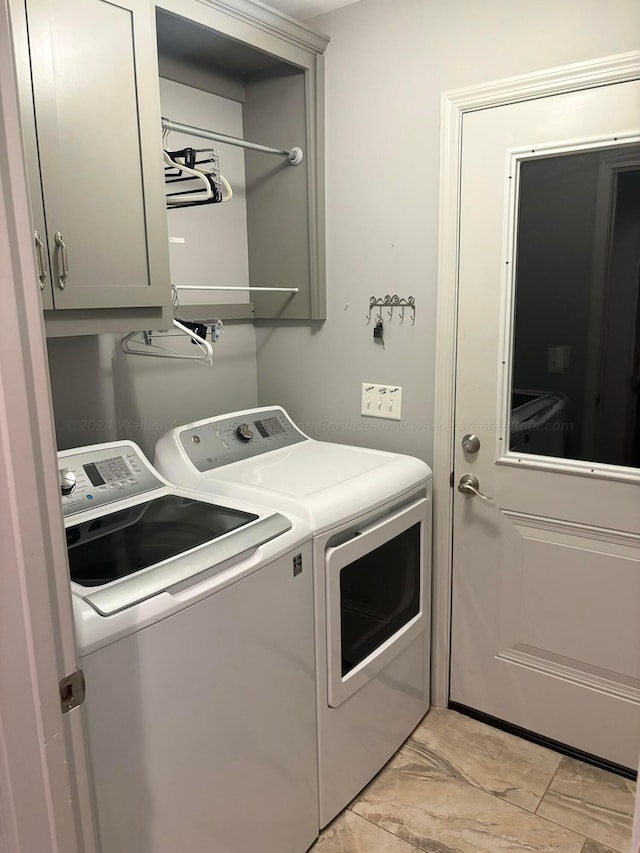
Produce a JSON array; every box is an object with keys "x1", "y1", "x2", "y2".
[
  {"x1": 174, "y1": 285, "x2": 299, "y2": 294},
  {"x1": 161, "y1": 118, "x2": 304, "y2": 165}
]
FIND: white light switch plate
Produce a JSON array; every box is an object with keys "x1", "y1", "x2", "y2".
[
  {"x1": 361, "y1": 383, "x2": 402, "y2": 421},
  {"x1": 547, "y1": 345, "x2": 570, "y2": 373}
]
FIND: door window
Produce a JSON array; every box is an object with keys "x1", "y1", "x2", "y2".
[{"x1": 510, "y1": 144, "x2": 640, "y2": 468}]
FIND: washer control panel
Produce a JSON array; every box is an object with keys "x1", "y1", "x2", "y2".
[
  {"x1": 179, "y1": 408, "x2": 307, "y2": 472},
  {"x1": 59, "y1": 444, "x2": 162, "y2": 517}
]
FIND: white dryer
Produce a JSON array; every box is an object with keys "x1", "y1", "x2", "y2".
[
  {"x1": 60, "y1": 440, "x2": 318, "y2": 853},
  {"x1": 155, "y1": 406, "x2": 432, "y2": 828}
]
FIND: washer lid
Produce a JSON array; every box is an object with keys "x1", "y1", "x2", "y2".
[
  {"x1": 67, "y1": 494, "x2": 261, "y2": 588},
  {"x1": 69, "y1": 498, "x2": 291, "y2": 616}
]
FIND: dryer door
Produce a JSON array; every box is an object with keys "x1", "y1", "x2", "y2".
[{"x1": 325, "y1": 497, "x2": 428, "y2": 707}]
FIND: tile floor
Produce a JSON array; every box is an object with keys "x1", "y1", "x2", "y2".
[{"x1": 311, "y1": 708, "x2": 637, "y2": 853}]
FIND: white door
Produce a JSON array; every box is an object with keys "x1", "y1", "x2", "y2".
[
  {"x1": 450, "y1": 79, "x2": 640, "y2": 769},
  {"x1": 0, "y1": 0, "x2": 98, "y2": 845}
]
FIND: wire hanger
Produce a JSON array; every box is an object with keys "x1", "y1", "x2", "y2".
[
  {"x1": 120, "y1": 319, "x2": 214, "y2": 366},
  {"x1": 192, "y1": 150, "x2": 233, "y2": 202}
]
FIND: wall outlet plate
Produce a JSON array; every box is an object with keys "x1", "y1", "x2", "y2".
[{"x1": 361, "y1": 383, "x2": 402, "y2": 421}]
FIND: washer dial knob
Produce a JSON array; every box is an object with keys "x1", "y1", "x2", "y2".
[
  {"x1": 234, "y1": 423, "x2": 254, "y2": 443},
  {"x1": 59, "y1": 468, "x2": 77, "y2": 496}
]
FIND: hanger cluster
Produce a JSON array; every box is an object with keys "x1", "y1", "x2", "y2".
[
  {"x1": 120, "y1": 318, "x2": 223, "y2": 367},
  {"x1": 163, "y1": 147, "x2": 232, "y2": 209}
]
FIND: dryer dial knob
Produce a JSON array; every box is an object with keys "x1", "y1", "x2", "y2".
[
  {"x1": 234, "y1": 423, "x2": 254, "y2": 443},
  {"x1": 59, "y1": 468, "x2": 77, "y2": 496}
]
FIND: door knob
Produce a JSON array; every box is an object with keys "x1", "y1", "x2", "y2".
[{"x1": 457, "y1": 473, "x2": 493, "y2": 502}]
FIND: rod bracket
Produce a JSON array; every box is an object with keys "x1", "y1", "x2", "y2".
[{"x1": 288, "y1": 147, "x2": 304, "y2": 165}]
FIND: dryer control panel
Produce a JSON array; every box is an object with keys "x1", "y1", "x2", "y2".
[
  {"x1": 178, "y1": 408, "x2": 307, "y2": 473},
  {"x1": 58, "y1": 443, "x2": 162, "y2": 517}
]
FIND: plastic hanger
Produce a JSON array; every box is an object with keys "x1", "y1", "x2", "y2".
[
  {"x1": 163, "y1": 150, "x2": 212, "y2": 206},
  {"x1": 120, "y1": 319, "x2": 214, "y2": 366},
  {"x1": 192, "y1": 166, "x2": 233, "y2": 202},
  {"x1": 162, "y1": 132, "x2": 233, "y2": 206}
]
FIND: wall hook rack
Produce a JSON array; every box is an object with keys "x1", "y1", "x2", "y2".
[{"x1": 366, "y1": 295, "x2": 415, "y2": 324}]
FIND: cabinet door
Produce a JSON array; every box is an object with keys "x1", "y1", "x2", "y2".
[
  {"x1": 9, "y1": 0, "x2": 54, "y2": 309},
  {"x1": 27, "y1": 0, "x2": 169, "y2": 310}
]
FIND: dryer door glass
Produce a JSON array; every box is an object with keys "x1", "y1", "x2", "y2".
[{"x1": 340, "y1": 523, "x2": 420, "y2": 676}]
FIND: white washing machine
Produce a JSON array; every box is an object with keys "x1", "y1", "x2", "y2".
[
  {"x1": 155, "y1": 406, "x2": 432, "y2": 828},
  {"x1": 59, "y1": 440, "x2": 318, "y2": 853}
]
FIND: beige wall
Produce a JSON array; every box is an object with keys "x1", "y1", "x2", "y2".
[{"x1": 255, "y1": 0, "x2": 640, "y2": 464}]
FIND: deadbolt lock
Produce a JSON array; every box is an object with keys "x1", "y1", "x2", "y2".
[{"x1": 462, "y1": 434, "x2": 481, "y2": 454}]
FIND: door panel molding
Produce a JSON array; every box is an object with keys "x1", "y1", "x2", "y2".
[
  {"x1": 497, "y1": 647, "x2": 640, "y2": 704},
  {"x1": 499, "y1": 511, "x2": 640, "y2": 695},
  {"x1": 432, "y1": 50, "x2": 640, "y2": 708},
  {"x1": 503, "y1": 509, "x2": 640, "y2": 547}
]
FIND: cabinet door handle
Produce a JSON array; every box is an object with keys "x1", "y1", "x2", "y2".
[
  {"x1": 34, "y1": 231, "x2": 48, "y2": 289},
  {"x1": 54, "y1": 231, "x2": 69, "y2": 289}
]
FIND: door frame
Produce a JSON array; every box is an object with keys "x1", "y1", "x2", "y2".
[
  {"x1": 432, "y1": 50, "x2": 640, "y2": 709},
  {"x1": 0, "y1": 2, "x2": 98, "y2": 850}
]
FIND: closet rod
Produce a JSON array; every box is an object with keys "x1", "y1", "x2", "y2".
[
  {"x1": 175, "y1": 285, "x2": 299, "y2": 294},
  {"x1": 162, "y1": 118, "x2": 304, "y2": 165}
]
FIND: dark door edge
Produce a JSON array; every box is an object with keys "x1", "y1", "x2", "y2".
[{"x1": 448, "y1": 701, "x2": 637, "y2": 781}]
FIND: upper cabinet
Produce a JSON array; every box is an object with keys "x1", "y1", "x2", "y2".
[
  {"x1": 12, "y1": 0, "x2": 174, "y2": 335},
  {"x1": 10, "y1": 0, "x2": 329, "y2": 334},
  {"x1": 155, "y1": 0, "x2": 329, "y2": 321}
]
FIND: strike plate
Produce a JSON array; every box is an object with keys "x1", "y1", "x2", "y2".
[{"x1": 59, "y1": 669, "x2": 85, "y2": 714}]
